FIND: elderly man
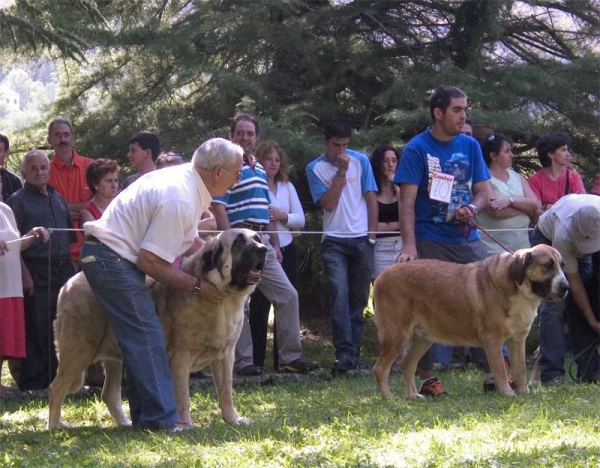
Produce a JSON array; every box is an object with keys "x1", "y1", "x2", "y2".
[
  {"x1": 81, "y1": 138, "x2": 242, "y2": 432},
  {"x1": 530, "y1": 193, "x2": 600, "y2": 383},
  {"x1": 47, "y1": 118, "x2": 94, "y2": 265},
  {"x1": 6, "y1": 150, "x2": 76, "y2": 390}
]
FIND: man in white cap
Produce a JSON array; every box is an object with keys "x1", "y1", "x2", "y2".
[{"x1": 531, "y1": 193, "x2": 600, "y2": 383}]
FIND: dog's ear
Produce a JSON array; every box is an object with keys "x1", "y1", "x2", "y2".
[
  {"x1": 508, "y1": 251, "x2": 532, "y2": 285},
  {"x1": 201, "y1": 241, "x2": 223, "y2": 277}
]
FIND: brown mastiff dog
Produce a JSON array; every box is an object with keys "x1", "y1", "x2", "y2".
[
  {"x1": 372, "y1": 244, "x2": 569, "y2": 399},
  {"x1": 48, "y1": 228, "x2": 266, "y2": 430}
]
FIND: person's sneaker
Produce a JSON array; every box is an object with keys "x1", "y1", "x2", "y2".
[
  {"x1": 190, "y1": 371, "x2": 209, "y2": 379},
  {"x1": 355, "y1": 362, "x2": 371, "y2": 371},
  {"x1": 279, "y1": 359, "x2": 319, "y2": 373},
  {"x1": 331, "y1": 356, "x2": 353, "y2": 375},
  {"x1": 483, "y1": 374, "x2": 517, "y2": 392},
  {"x1": 419, "y1": 377, "x2": 447, "y2": 397},
  {"x1": 236, "y1": 365, "x2": 263, "y2": 376}
]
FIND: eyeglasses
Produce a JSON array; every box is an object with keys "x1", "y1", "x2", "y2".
[{"x1": 219, "y1": 166, "x2": 242, "y2": 180}]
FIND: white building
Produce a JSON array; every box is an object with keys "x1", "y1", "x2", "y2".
[{"x1": 0, "y1": 87, "x2": 20, "y2": 111}]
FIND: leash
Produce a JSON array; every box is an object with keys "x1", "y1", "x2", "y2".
[{"x1": 456, "y1": 206, "x2": 515, "y2": 255}]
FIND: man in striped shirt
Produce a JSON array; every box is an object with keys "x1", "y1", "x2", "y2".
[{"x1": 211, "y1": 114, "x2": 317, "y2": 376}]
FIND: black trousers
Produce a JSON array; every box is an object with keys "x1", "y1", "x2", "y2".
[
  {"x1": 566, "y1": 253, "x2": 599, "y2": 382},
  {"x1": 248, "y1": 242, "x2": 298, "y2": 368},
  {"x1": 10, "y1": 258, "x2": 75, "y2": 390}
]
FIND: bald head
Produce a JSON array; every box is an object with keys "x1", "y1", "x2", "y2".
[{"x1": 21, "y1": 150, "x2": 50, "y2": 190}]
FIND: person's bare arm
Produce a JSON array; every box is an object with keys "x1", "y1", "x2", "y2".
[
  {"x1": 198, "y1": 210, "x2": 217, "y2": 232},
  {"x1": 79, "y1": 208, "x2": 95, "y2": 225},
  {"x1": 365, "y1": 191, "x2": 378, "y2": 241},
  {"x1": 68, "y1": 200, "x2": 91, "y2": 221},
  {"x1": 318, "y1": 152, "x2": 350, "y2": 211},
  {"x1": 137, "y1": 248, "x2": 226, "y2": 302},
  {"x1": 485, "y1": 175, "x2": 541, "y2": 219},
  {"x1": 211, "y1": 202, "x2": 231, "y2": 230},
  {"x1": 397, "y1": 183, "x2": 418, "y2": 262}
]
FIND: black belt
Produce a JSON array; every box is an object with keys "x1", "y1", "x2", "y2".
[
  {"x1": 235, "y1": 222, "x2": 269, "y2": 232},
  {"x1": 84, "y1": 235, "x2": 102, "y2": 243}
]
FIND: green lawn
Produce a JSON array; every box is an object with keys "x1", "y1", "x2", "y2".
[{"x1": 1, "y1": 319, "x2": 598, "y2": 468}]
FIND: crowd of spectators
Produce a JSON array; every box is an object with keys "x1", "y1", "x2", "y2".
[{"x1": 1, "y1": 85, "x2": 598, "y2": 403}]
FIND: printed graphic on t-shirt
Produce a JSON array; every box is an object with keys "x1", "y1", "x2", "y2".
[{"x1": 427, "y1": 152, "x2": 473, "y2": 223}]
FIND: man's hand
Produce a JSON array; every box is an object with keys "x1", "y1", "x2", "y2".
[
  {"x1": 588, "y1": 318, "x2": 600, "y2": 335},
  {"x1": 183, "y1": 237, "x2": 204, "y2": 257},
  {"x1": 337, "y1": 151, "x2": 350, "y2": 173},
  {"x1": 274, "y1": 245, "x2": 283, "y2": 263},
  {"x1": 456, "y1": 204, "x2": 476, "y2": 224},
  {"x1": 396, "y1": 244, "x2": 418, "y2": 263},
  {"x1": 197, "y1": 278, "x2": 228, "y2": 303}
]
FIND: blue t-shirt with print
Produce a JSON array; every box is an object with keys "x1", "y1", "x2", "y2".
[{"x1": 394, "y1": 129, "x2": 490, "y2": 243}]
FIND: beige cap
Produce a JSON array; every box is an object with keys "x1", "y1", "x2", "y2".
[{"x1": 571, "y1": 204, "x2": 600, "y2": 254}]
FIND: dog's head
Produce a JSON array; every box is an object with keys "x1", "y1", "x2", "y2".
[
  {"x1": 194, "y1": 228, "x2": 267, "y2": 293},
  {"x1": 508, "y1": 244, "x2": 569, "y2": 302}
]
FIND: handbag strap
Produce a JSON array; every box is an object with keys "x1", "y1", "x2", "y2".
[{"x1": 564, "y1": 169, "x2": 570, "y2": 196}]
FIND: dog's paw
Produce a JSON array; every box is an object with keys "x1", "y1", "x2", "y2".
[
  {"x1": 47, "y1": 420, "x2": 72, "y2": 431},
  {"x1": 232, "y1": 417, "x2": 251, "y2": 427}
]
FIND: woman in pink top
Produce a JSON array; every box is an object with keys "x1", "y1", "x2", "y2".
[
  {"x1": 528, "y1": 132, "x2": 585, "y2": 223},
  {"x1": 79, "y1": 159, "x2": 120, "y2": 224}
]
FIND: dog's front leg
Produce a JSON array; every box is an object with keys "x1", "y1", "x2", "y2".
[
  {"x1": 211, "y1": 348, "x2": 250, "y2": 426},
  {"x1": 170, "y1": 352, "x2": 194, "y2": 427},
  {"x1": 506, "y1": 334, "x2": 529, "y2": 394},
  {"x1": 483, "y1": 343, "x2": 515, "y2": 396}
]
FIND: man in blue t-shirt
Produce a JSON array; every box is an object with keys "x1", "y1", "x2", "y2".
[
  {"x1": 394, "y1": 85, "x2": 495, "y2": 397},
  {"x1": 306, "y1": 119, "x2": 378, "y2": 374}
]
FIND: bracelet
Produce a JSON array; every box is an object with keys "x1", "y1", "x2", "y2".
[
  {"x1": 509, "y1": 196, "x2": 514, "y2": 206},
  {"x1": 192, "y1": 277, "x2": 202, "y2": 296},
  {"x1": 468, "y1": 204, "x2": 478, "y2": 215},
  {"x1": 336, "y1": 172, "x2": 346, "y2": 179}
]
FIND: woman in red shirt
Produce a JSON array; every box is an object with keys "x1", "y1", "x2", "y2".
[{"x1": 79, "y1": 159, "x2": 120, "y2": 224}]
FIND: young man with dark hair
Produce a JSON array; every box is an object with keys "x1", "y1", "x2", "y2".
[
  {"x1": 122, "y1": 132, "x2": 161, "y2": 189},
  {"x1": 394, "y1": 85, "x2": 496, "y2": 396},
  {"x1": 306, "y1": 119, "x2": 378, "y2": 374},
  {"x1": 0, "y1": 133, "x2": 23, "y2": 202}
]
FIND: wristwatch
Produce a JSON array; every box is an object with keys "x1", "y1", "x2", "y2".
[
  {"x1": 368, "y1": 238, "x2": 376, "y2": 245},
  {"x1": 509, "y1": 196, "x2": 515, "y2": 206},
  {"x1": 192, "y1": 277, "x2": 202, "y2": 296},
  {"x1": 467, "y1": 204, "x2": 478, "y2": 215}
]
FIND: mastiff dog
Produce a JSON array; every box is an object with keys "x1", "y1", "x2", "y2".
[
  {"x1": 48, "y1": 228, "x2": 266, "y2": 430},
  {"x1": 372, "y1": 244, "x2": 569, "y2": 399}
]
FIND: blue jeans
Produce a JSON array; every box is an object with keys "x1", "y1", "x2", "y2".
[
  {"x1": 80, "y1": 241, "x2": 178, "y2": 430},
  {"x1": 321, "y1": 236, "x2": 373, "y2": 365}
]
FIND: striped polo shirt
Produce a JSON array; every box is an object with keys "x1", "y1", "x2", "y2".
[{"x1": 212, "y1": 157, "x2": 270, "y2": 226}]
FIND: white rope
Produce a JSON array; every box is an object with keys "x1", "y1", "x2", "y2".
[{"x1": 46, "y1": 227, "x2": 535, "y2": 236}]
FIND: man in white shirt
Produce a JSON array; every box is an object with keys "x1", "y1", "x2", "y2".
[{"x1": 81, "y1": 138, "x2": 243, "y2": 431}]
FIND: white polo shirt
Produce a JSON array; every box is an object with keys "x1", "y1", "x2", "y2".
[
  {"x1": 537, "y1": 194, "x2": 600, "y2": 274},
  {"x1": 84, "y1": 163, "x2": 212, "y2": 264}
]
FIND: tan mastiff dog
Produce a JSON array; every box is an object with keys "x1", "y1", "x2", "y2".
[
  {"x1": 48, "y1": 229, "x2": 266, "y2": 430},
  {"x1": 373, "y1": 244, "x2": 569, "y2": 399}
]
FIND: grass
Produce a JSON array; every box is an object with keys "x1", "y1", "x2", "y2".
[{"x1": 1, "y1": 319, "x2": 599, "y2": 468}]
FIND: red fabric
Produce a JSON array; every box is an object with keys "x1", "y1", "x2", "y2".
[
  {"x1": 0, "y1": 297, "x2": 26, "y2": 359},
  {"x1": 49, "y1": 150, "x2": 94, "y2": 261},
  {"x1": 528, "y1": 168, "x2": 586, "y2": 205},
  {"x1": 84, "y1": 200, "x2": 103, "y2": 220}
]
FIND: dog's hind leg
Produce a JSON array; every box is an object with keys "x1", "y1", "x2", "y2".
[
  {"x1": 400, "y1": 335, "x2": 432, "y2": 399},
  {"x1": 211, "y1": 348, "x2": 250, "y2": 426},
  {"x1": 373, "y1": 333, "x2": 410, "y2": 398},
  {"x1": 102, "y1": 360, "x2": 131, "y2": 426},
  {"x1": 47, "y1": 368, "x2": 84, "y2": 430}
]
